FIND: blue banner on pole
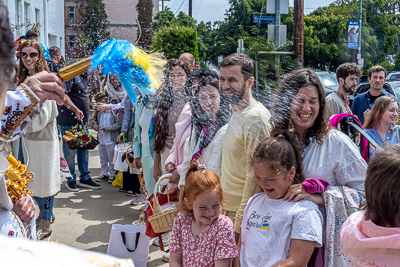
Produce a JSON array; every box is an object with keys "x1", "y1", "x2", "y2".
[
  {"x1": 348, "y1": 20, "x2": 359, "y2": 49},
  {"x1": 253, "y1": 16, "x2": 275, "y2": 24}
]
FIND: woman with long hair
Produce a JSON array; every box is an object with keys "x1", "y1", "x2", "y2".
[
  {"x1": 153, "y1": 59, "x2": 191, "y2": 180},
  {"x1": 363, "y1": 96, "x2": 399, "y2": 156},
  {"x1": 271, "y1": 68, "x2": 367, "y2": 266},
  {"x1": 179, "y1": 78, "x2": 231, "y2": 186},
  {"x1": 164, "y1": 69, "x2": 219, "y2": 184},
  {"x1": 18, "y1": 40, "x2": 60, "y2": 240},
  {"x1": 17, "y1": 40, "x2": 49, "y2": 85}
]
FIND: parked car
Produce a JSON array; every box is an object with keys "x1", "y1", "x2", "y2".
[
  {"x1": 315, "y1": 71, "x2": 339, "y2": 95},
  {"x1": 386, "y1": 71, "x2": 400, "y2": 81}
]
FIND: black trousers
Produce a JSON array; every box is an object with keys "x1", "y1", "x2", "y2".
[{"x1": 122, "y1": 171, "x2": 141, "y2": 194}]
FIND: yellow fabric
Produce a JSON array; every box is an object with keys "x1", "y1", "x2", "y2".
[
  {"x1": 220, "y1": 102, "x2": 271, "y2": 233},
  {"x1": 112, "y1": 171, "x2": 123, "y2": 187}
]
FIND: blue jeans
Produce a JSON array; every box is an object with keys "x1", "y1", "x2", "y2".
[
  {"x1": 33, "y1": 196, "x2": 54, "y2": 221},
  {"x1": 58, "y1": 125, "x2": 91, "y2": 182}
]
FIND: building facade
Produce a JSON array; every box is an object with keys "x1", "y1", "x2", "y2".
[
  {"x1": 5, "y1": 0, "x2": 65, "y2": 54},
  {"x1": 64, "y1": 0, "x2": 158, "y2": 64}
]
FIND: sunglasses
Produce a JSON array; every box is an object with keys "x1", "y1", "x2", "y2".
[{"x1": 21, "y1": 52, "x2": 39, "y2": 59}]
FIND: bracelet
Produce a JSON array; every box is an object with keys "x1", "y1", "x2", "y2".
[{"x1": 168, "y1": 166, "x2": 176, "y2": 173}]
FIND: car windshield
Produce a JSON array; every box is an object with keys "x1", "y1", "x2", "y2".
[
  {"x1": 317, "y1": 73, "x2": 339, "y2": 87},
  {"x1": 391, "y1": 83, "x2": 400, "y2": 100}
]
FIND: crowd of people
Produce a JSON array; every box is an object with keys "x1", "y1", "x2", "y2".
[{"x1": 1, "y1": 1, "x2": 400, "y2": 266}]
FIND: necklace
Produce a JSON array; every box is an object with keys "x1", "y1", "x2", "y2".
[
  {"x1": 141, "y1": 95, "x2": 159, "y2": 109},
  {"x1": 300, "y1": 133, "x2": 328, "y2": 156}
]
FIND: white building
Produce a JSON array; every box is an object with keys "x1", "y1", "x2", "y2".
[{"x1": 5, "y1": 0, "x2": 65, "y2": 55}]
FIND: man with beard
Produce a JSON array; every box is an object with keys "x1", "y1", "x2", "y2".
[
  {"x1": 352, "y1": 65, "x2": 398, "y2": 124},
  {"x1": 326, "y1": 63, "x2": 362, "y2": 115},
  {"x1": 218, "y1": 53, "x2": 271, "y2": 239}
]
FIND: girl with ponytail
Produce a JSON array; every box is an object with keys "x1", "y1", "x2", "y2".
[{"x1": 237, "y1": 130, "x2": 323, "y2": 266}]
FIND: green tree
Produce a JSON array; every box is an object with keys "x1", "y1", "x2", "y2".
[
  {"x1": 77, "y1": 0, "x2": 110, "y2": 54},
  {"x1": 152, "y1": 26, "x2": 199, "y2": 60},
  {"x1": 153, "y1": 7, "x2": 176, "y2": 32}
]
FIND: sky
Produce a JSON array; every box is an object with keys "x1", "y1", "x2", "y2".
[{"x1": 159, "y1": 0, "x2": 338, "y2": 23}]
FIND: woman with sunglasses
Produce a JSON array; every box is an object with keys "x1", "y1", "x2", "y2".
[
  {"x1": 17, "y1": 40, "x2": 50, "y2": 85},
  {"x1": 18, "y1": 40, "x2": 60, "y2": 240}
]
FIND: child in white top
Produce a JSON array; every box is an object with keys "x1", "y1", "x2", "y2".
[
  {"x1": 93, "y1": 93, "x2": 121, "y2": 183},
  {"x1": 169, "y1": 162, "x2": 239, "y2": 267},
  {"x1": 238, "y1": 130, "x2": 323, "y2": 267}
]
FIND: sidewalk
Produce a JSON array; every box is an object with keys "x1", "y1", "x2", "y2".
[{"x1": 48, "y1": 131, "x2": 168, "y2": 266}]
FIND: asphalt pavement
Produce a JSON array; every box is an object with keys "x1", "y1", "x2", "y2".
[{"x1": 43, "y1": 129, "x2": 168, "y2": 266}]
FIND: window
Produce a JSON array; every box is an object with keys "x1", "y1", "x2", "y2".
[
  {"x1": 24, "y1": 2, "x2": 29, "y2": 32},
  {"x1": 15, "y1": 0, "x2": 20, "y2": 26},
  {"x1": 35, "y1": 8, "x2": 40, "y2": 24},
  {"x1": 68, "y1": 7, "x2": 75, "y2": 20},
  {"x1": 68, "y1": 35, "x2": 75, "y2": 48}
]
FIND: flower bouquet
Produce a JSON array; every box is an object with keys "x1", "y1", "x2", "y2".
[{"x1": 62, "y1": 123, "x2": 99, "y2": 150}]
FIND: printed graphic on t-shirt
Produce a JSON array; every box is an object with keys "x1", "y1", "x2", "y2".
[{"x1": 246, "y1": 211, "x2": 272, "y2": 230}]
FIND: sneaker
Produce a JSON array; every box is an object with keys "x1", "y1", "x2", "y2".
[
  {"x1": 162, "y1": 252, "x2": 170, "y2": 262},
  {"x1": 95, "y1": 175, "x2": 109, "y2": 182},
  {"x1": 153, "y1": 232, "x2": 171, "y2": 247},
  {"x1": 125, "y1": 190, "x2": 140, "y2": 197},
  {"x1": 37, "y1": 219, "x2": 52, "y2": 240},
  {"x1": 130, "y1": 194, "x2": 147, "y2": 205},
  {"x1": 108, "y1": 176, "x2": 115, "y2": 184},
  {"x1": 78, "y1": 178, "x2": 102, "y2": 189},
  {"x1": 66, "y1": 181, "x2": 79, "y2": 192},
  {"x1": 119, "y1": 187, "x2": 126, "y2": 192}
]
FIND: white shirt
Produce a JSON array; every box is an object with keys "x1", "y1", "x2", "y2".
[
  {"x1": 139, "y1": 106, "x2": 154, "y2": 147},
  {"x1": 240, "y1": 193, "x2": 323, "y2": 267},
  {"x1": 98, "y1": 111, "x2": 113, "y2": 145},
  {"x1": 302, "y1": 130, "x2": 367, "y2": 193}
]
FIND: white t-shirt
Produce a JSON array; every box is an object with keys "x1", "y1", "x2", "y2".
[
  {"x1": 139, "y1": 106, "x2": 154, "y2": 147},
  {"x1": 240, "y1": 193, "x2": 323, "y2": 267},
  {"x1": 98, "y1": 111, "x2": 112, "y2": 145}
]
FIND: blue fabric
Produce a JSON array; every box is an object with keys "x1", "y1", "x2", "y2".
[
  {"x1": 33, "y1": 196, "x2": 54, "y2": 221},
  {"x1": 57, "y1": 125, "x2": 91, "y2": 181},
  {"x1": 351, "y1": 89, "x2": 398, "y2": 124},
  {"x1": 365, "y1": 124, "x2": 400, "y2": 157},
  {"x1": 89, "y1": 39, "x2": 156, "y2": 105},
  {"x1": 141, "y1": 145, "x2": 156, "y2": 196},
  {"x1": 132, "y1": 101, "x2": 155, "y2": 159}
]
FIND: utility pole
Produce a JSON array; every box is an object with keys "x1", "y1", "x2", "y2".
[
  {"x1": 358, "y1": 0, "x2": 362, "y2": 60},
  {"x1": 293, "y1": 0, "x2": 304, "y2": 66},
  {"x1": 162, "y1": 0, "x2": 164, "y2": 11},
  {"x1": 189, "y1": 0, "x2": 192, "y2": 17},
  {"x1": 275, "y1": 0, "x2": 281, "y2": 47}
]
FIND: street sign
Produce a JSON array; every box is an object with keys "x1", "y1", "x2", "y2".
[
  {"x1": 253, "y1": 16, "x2": 275, "y2": 24},
  {"x1": 358, "y1": 58, "x2": 364, "y2": 67},
  {"x1": 348, "y1": 20, "x2": 360, "y2": 49},
  {"x1": 268, "y1": 25, "x2": 287, "y2": 47},
  {"x1": 267, "y1": 0, "x2": 289, "y2": 15}
]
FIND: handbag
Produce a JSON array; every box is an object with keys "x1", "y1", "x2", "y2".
[{"x1": 106, "y1": 224, "x2": 149, "y2": 267}]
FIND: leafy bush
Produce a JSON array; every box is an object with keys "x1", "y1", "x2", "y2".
[{"x1": 152, "y1": 25, "x2": 199, "y2": 60}]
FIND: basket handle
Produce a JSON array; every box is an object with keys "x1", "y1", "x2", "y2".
[
  {"x1": 125, "y1": 144, "x2": 133, "y2": 161},
  {"x1": 152, "y1": 175, "x2": 172, "y2": 211}
]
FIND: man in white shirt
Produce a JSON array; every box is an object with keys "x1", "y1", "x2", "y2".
[{"x1": 219, "y1": 53, "x2": 271, "y2": 237}]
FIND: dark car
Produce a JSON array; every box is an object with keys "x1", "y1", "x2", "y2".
[
  {"x1": 353, "y1": 82, "x2": 397, "y2": 98},
  {"x1": 315, "y1": 71, "x2": 339, "y2": 95}
]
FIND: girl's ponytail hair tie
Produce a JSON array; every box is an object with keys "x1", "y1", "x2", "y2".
[{"x1": 197, "y1": 164, "x2": 207, "y2": 170}]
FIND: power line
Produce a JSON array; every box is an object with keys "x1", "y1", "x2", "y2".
[
  {"x1": 175, "y1": 0, "x2": 186, "y2": 15},
  {"x1": 195, "y1": 0, "x2": 205, "y2": 17}
]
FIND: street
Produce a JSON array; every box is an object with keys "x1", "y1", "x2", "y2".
[{"x1": 48, "y1": 129, "x2": 168, "y2": 266}]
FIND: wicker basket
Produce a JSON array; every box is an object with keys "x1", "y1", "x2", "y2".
[{"x1": 147, "y1": 174, "x2": 177, "y2": 234}]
